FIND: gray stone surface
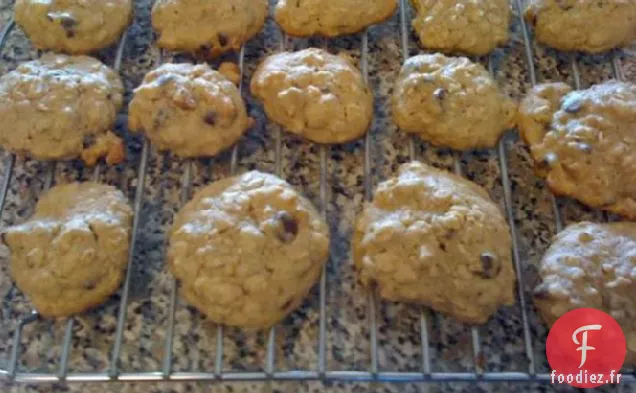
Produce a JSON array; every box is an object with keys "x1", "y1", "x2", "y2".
[{"x1": 0, "y1": 0, "x2": 634, "y2": 392}]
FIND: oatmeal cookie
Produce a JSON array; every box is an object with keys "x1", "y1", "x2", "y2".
[
  {"x1": 518, "y1": 81, "x2": 636, "y2": 218},
  {"x1": 0, "y1": 54, "x2": 125, "y2": 163},
  {"x1": 251, "y1": 48, "x2": 374, "y2": 144},
  {"x1": 3, "y1": 183, "x2": 133, "y2": 317},
  {"x1": 410, "y1": 0, "x2": 511, "y2": 55},
  {"x1": 152, "y1": 0, "x2": 267, "y2": 57},
  {"x1": 353, "y1": 162, "x2": 515, "y2": 324},
  {"x1": 274, "y1": 0, "x2": 397, "y2": 37},
  {"x1": 392, "y1": 54, "x2": 516, "y2": 150},
  {"x1": 534, "y1": 222, "x2": 636, "y2": 365},
  {"x1": 168, "y1": 171, "x2": 330, "y2": 328},
  {"x1": 525, "y1": 0, "x2": 636, "y2": 53},
  {"x1": 128, "y1": 63, "x2": 252, "y2": 158},
  {"x1": 15, "y1": 0, "x2": 133, "y2": 54}
]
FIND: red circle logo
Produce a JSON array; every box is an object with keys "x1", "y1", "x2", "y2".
[{"x1": 546, "y1": 308, "x2": 626, "y2": 388}]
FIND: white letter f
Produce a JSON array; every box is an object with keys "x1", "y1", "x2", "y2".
[{"x1": 572, "y1": 324, "x2": 602, "y2": 368}]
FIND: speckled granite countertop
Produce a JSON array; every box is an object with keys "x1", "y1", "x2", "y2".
[{"x1": 0, "y1": 1, "x2": 635, "y2": 393}]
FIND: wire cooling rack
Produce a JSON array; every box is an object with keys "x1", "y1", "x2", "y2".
[{"x1": 0, "y1": 0, "x2": 634, "y2": 387}]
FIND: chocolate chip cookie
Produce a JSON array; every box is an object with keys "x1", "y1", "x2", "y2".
[
  {"x1": 152, "y1": 0, "x2": 268, "y2": 57},
  {"x1": 518, "y1": 80, "x2": 636, "y2": 218},
  {"x1": 0, "y1": 53, "x2": 125, "y2": 164},
  {"x1": 410, "y1": 0, "x2": 511, "y2": 55},
  {"x1": 251, "y1": 48, "x2": 374, "y2": 144},
  {"x1": 525, "y1": 0, "x2": 636, "y2": 53},
  {"x1": 128, "y1": 63, "x2": 252, "y2": 158},
  {"x1": 275, "y1": 0, "x2": 397, "y2": 37},
  {"x1": 15, "y1": 0, "x2": 133, "y2": 54},
  {"x1": 168, "y1": 171, "x2": 330, "y2": 328},
  {"x1": 392, "y1": 54, "x2": 516, "y2": 150},
  {"x1": 533, "y1": 222, "x2": 636, "y2": 365},
  {"x1": 3, "y1": 183, "x2": 133, "y2": 317},
  {"x1": 353, "y1": 162, "x2": 515, "y2": 324}
]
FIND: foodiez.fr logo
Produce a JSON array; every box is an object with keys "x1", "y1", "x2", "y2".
[{"x1": 546, "y1": 308, "x2": 626, "y2": 388}]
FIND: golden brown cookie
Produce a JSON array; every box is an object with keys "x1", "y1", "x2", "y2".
[
  {"x1": 525, "y1": 0, "x2": 636, "y2": 53},
  {"x1": 518, "y1": 81, "x2": 636, "y2": 218},
  {"x1": 3, "y1": 183, "x2": 133, "y2": 317},
  {"x1": 410, "y1": 0, "x2": 511, "y2": 55},
  {"x1": 152, "y1": 0, "x2": 267, "y2": 57},
  {"x1": 251, "y1": 48, "x2": 374, "y2": 144},
  {"x1": 0, "y1": 54, "x2": 125, "y2": 163},
  {"x1": 168, "y1": 171, "x2": 330, "y2": 328},
  {"x1": 392, "y1": 54, "x2": 516, "y2": 150},
  {"x1": 15, "y1": 0, "x2": 133, "y2": 54},
  {"x1": 128, "y1": 63, "x2": 252, "y2": 158},
  {"x1": 353, "y1": 162, "x2": 515, "y2": 324},
  {"x1": 274, "y1": 0, "x2": 397, "y2": 37},
  {"x1": 533, "y1": 222, "x2": 636, "y2": 365}
]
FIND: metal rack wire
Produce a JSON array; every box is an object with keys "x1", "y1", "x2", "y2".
[{"x1": 0, "y1": 0, "x2": 635, "y2": 385}]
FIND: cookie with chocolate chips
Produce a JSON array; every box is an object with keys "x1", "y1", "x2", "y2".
[
  {"x1": 128, "y1": 63, "x2": 252, "y2": 158},
  {"x1": 353, "y1": 162, "x2": 515, "y2": 324},
  {"x1": 525, "y1": 0, "x2": 636, "y2": 53},
  {"x1": 410, "y1": 0, "x2": 511, "y2": 55},
  {"x1": 168, "y1": 171, "x2": 330, "y2": 328},
  {"x1": 3, "y1": 182, "x2": 133, "y2": 317},
  {"x1": 15, "y1": 0, "x2": 133, "y2": 54},
  {"x1": 533, "y1": 222, "x2": 636, "y2": 365},
  {"x1": 0, "y1": 53, "x2": 125, "y2": 164},
  {"x1": 274, "y1": 0, "x2": 397, "y2": 37},
  {"x1": 392, "y1": 53, "x2": 516, "y2": 150},
  {"x1": 152, "y1": 0, "x2": 267, "y2": 57},
  {"x1": 518, "y1": 80, "x2": 636, "y2": 218},
  {"x1": 251, "y1": 48, "x2": 374, "y2": 143}
]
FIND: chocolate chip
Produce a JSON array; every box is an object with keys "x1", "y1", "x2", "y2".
[
  {"x1": 58, "y1": 14, "x2": 78, "y2": 38},
  {"x1": 59, "y1": 14, "x2": 78, "y2": 29},
  {"x1": 203, "y1": 111, "x2": 217, "y2": 126},
  {"x1": 434, "y1": 88, "x2": 446, "y2": 101},
  {"x1": 217, "y1": 33, "x2": 229, "y2": 47},
  {"x1": 274, "y1": 211, "x2": 298, "y2": 243},
  {"x1": 563, "y1": 96, "x2": 583, "y2": 113},
  {"x1": 533, "y1": 285, "x2": 551, "y2": 300},
  {"x1": 82, "y1": 134, "x2": 96, "y2": 147},
  {"x1": 475, "y1": 252, "x2": 501, "y2": 279},
  {"x1": 542, "y1": 152, "x2": 558, "y2": 168}
]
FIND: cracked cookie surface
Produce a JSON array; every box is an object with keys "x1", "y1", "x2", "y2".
[
  {"x1": 533, "y1": 222, "x2": 636, "y2": 365},
  {"x1": 152, "y1": 0, "x2": 267, "y2": 57},
  {"x1": 0, "y1": 53, "x2": 124, "y2": 162},
  {"x1": 15, "y1": 0, "x2": 133, "y2": 54},
  {"x1": 525, "y1": 0, "x2": 636, "y2": 53},
  {"x1": 518, "y1": 80, "x2": 636, "y2": 218},
  {"x1": 3, "y1": 183, "x2": 133, "y2": 317},
  {"x1": 353, "y1": 162, "x2": 514, "y2": 324},
  {"x1": 128, "y1": 63, "x2": 251, "y2": 158},
  {"x1": 392, "y1": 54, "x2": 516, "y2": 150},
  {"x1": 168, "y1": 171, "x2": 330, "y2": 328},
  {"x1": 274, "y1": 0, "x2": 397, "y2": 37},
  {"x1": 251, "y1": 48, "x2": 373, "y2": 144},
  {"x1": 410, "y1": 0, "x2": 510, "y2": 55}
]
